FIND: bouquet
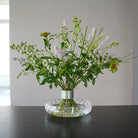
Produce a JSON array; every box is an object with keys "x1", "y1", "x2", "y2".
[{"x1": 10, "y1": 17, "x2": 132, "y2": 117}]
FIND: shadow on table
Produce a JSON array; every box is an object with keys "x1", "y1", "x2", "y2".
[{"x1": 44, "y1": 113, "x2": 92, "y2": 138}]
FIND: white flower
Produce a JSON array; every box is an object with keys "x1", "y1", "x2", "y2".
[
  {"x1": 93, "y1": 49, "x2": 98, "y2": 54},
  {"x1": 53, "y1": 45, "x2": 59, "y2": 57},
  {"x1": 53, "y1": 45, "x2": 66, "y2": 59},
  {"x1": 91, "y1": 27, "x2": 95, "y2": 39},
  {"x1": 87, "y1": 27, "x2": 95, "y2": 41},
  {"x1": 63, "y1": 19, "x2": 68, "y2": 26}
]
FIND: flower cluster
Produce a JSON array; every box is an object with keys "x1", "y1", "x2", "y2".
[{"x1": 11, "y1": 17, "x2": 128, "y2": 90}]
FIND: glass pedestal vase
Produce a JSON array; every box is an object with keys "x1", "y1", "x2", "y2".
[{"x1": 45, "y1": 90, "x2": 92, "y2": 117}]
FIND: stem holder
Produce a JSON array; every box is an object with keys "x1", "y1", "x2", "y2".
[{"x1": 61, "y1": 90, "x2": 74, "y2": 99}]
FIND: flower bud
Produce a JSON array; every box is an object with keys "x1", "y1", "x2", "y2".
[{"x1": 63, "y1": 19, "x2": 68, "y2": 26}]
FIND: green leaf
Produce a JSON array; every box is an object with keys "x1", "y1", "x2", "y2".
[
  {"x1": 99, "y1": 56, "x2": 102, "y2": 63},
  {"x1": 30, "y1": 65, "x2": 34, "y2": 71},
  {"x1": 40, "y1": 78, "x2": 48, "y2": 85},
  {"x1": 84, "y1": 79, "x2": 87, "y2": 87},
  {"x1": 49, "y1": 84, "x2": 53, "y2": 89},
  {"x1": 92, "y1": 78, "x2": 95, "y2": 85},
  {"x1": 59, "y1": 69, "x2": 65, "y2": 77},
  {"x1": 41, "y1": 56, "x2": 52, "y2": 59},
  {"x1": 78, "y1": 46, "x2": 85, "y2": 50},
  {"x1": 61, "y1": 42, "x2": 64, "y2": 49},
  {"x1": 36, "y1": 72, "x2": 40, "y2": 82},
  {"x1": 54, "y1": 82, "x2": 58, "y2": 88},
  {"x1": 25, "y1": 65, "x2": 30, "y2": 71},
  {"x1": 81, "y1": 53, "x2": 87, "y2": 58},
  {"x1": 22, "y1": 62, "x2": 30, "y2": 67}
]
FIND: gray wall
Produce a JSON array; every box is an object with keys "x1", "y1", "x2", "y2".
[
  {"x1": 132, "y1": 0, "x2": 138, "y2": 104},
  {"x1": 10, "y1": 0, "x2": 135, "y2": 106}
]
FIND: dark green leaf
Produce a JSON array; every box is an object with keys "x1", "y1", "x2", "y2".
[
  {"x1": 100, "y1": 56, "x2": 102, "y2": 63},
  {"x1": 40, "y1": 78, "x2": 48, "y2": 85},
  {"x1": 41, "y1": 56, "x2": 52, "y2": 59},
  {"x1": 54, "y1": 82, "x2": 58, "y2": 88},
  {"x1": 84, "y1": 79, "x2": 87, "y2": 87},
  {"x1": 49, "y1": 84, "x2": 53, "y2": 89},
  {"x1": 92, "y1": 78, "x2": 95, "y2": 85},
  {"x1": 36, "y1": 72, "x2": 40, "y2": 82},
  {"x1": 25, "y1": 65, "x2": 30, "y2": 71}
]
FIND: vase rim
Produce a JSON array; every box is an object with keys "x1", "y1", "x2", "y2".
[{"x1": 61, "y1": 90, "x2": 74, "y2": 92}]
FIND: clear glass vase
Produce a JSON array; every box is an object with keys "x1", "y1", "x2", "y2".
[{"x1": 45, "y1": 90, "x2": 92, "y2": 117}]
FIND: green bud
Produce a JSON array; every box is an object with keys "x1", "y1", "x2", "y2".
[
  {"x1": 74, "y1": 23, "x2": 79, "y2": 28},
  {"x1": 78, "y1": 39, "x2": 82, "y2": 43},
  {"x1": 72, "y1": 32, "x2": 75, "y2": 35},
  {"x1": 73, "y1": 17, "x2": 78, "y2": 22},
  {"x1": 78, "y1": 27, "x2": 81, "y2": 32},
  {"x1": 79, "y1": 20, "x2": 82, "y2": 23}
]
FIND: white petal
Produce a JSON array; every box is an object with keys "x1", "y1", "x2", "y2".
[{"x1": 63, "y1": 19, "x2": 68, "y2": 26}]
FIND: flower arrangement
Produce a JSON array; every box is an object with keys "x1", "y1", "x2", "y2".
[{"x1": 10, "y1": 17, "x2": 132, "y2": 117}]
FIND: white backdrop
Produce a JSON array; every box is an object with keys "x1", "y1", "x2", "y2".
[{"x1": 10, "y1": 0, "x2": 135, "y2": 106}]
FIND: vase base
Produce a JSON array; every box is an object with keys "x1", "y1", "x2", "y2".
[{"x1": 45, "y1": 99, "x2": 92, "y2": 118}]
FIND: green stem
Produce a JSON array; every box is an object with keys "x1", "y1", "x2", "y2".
[
  {"x1": 120, "y1": 52, "x2": 134, "y2": 59},
  {"x1": 122, "y1": 56, "x2": 138, "y2": 61},
  {"x1": 73, "y1": 36, "x2": 77, "y2": 53},
  {"x1": 57, "y1": 99, "x2": 78, "y2": 109},
  {"x1": 56, "y1": 80, "x2": 65, "y2": 89},
  {"x1": 79, "y1": 26, "x2": 88, "y2": 58}
]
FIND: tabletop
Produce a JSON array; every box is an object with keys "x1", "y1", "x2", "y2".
[{"x1": 0, "y1": 106, "x2": 138, "y2": 138}]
